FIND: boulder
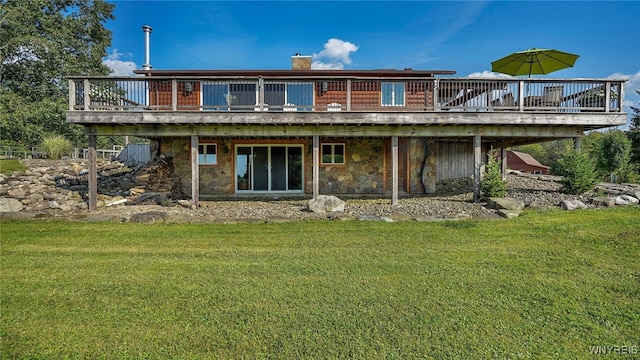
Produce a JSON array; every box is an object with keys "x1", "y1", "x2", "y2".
[
  {"x1": 129, "y1": 211, "x2": 167, "y2": 223},
  {"x1": 444, "y1": 213, "x2": 473, "y2": 221},
  {"x1": 307, "y1": 195, "x2": 345, "y2": 213},
  {"x1": 486, "y1": 197, "x2": 525, "y2": 212},
  {"x1": 0, "y1": 197, "x2": 24, "y2": 212},
  {"x1": 590, "y1": 196, "x2": 615, "y2": 207},
  {"x1": 498, "y1": 209, "x2": 521, "y2": 219},
  {"x1": 629, "y1": 191, "x2": 640, "y2": 201},
  {"x1": 560, "y1": 199, "x2": 587, "y2": 211},
  {"x1": 614, "y1": 195, "x2": 639, "y2": 206}
]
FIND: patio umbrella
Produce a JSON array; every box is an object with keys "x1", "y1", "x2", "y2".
[{"x1": 491, "y1": 48, "x2": 579, "y2": 77}]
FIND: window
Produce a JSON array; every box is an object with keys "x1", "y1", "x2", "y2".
[
  {"x1": 202, "y1": 82, "x2": 257, "y2": 110},
  {"x1": 198, "y1": 143, "x2": 217, "y2": 165},
  {"x1": 321, "y1": 143, "x2": 345, "y2": 164},
  {"x1": 382, "y1": 82, "x2": 405, "y2": 106}
]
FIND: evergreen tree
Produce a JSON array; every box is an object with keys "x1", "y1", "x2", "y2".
[
  {"x1": 481, "y1": 152, "x2": 507, "y2": 198},
  {"x1": 628, "y1": 89, "x2": 640, "y2": 169},
  {"x1": 557, "y1": 150, "x2": 599, "y2": 194}
]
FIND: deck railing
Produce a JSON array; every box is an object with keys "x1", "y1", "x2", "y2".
[{"x1": 68, "y1": 77, "x2": 625, "y2": 113}]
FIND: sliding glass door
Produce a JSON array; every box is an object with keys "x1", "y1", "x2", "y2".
[{"x1": 235, "y1": 145, "x2": 303, "y2": 192}]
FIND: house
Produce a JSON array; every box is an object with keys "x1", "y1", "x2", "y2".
[
  {"x1": 66, "y1": 30, "x2": 627, "y2": 211},
  {"x1": 506, "y1": 151, "x2": 551, "y2": 175}
]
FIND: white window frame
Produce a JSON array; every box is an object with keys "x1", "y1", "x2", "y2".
[
  {"x1": 321, "y1": 143, "x2": 345, "y2": 165},
  {"x1": 198, "y1": 143, "x2": 217, "y2": 165}
]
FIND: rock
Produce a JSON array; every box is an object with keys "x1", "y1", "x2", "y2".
[
  {"x1": 560, "y1": 199, "x2": 587, "y2": 211},
  {"x1": 7, "y1": 188, "x2": 27, "y2": 198},
  {"x1": 486, "y1": 197, "x2": 525, "y2": 211},
  {"x1": 498, "y1": 209, "x2": 521, "y2": 219},
  {"x1": 590, "y1": 196, "x2": 615, "y2": 207},
  {"x1": 358, "y1": 214, "x2": 393, "y2": 222},
  {"x1": 614, "y1": 195, "x2": 639, "y2": 205},
  {"x1": 327, "y1": 212, "x2": 355, "y2": 221},
  {"x1": 0, "y1": 197, "x2": 24, "y2": 212},
  {"x1": 0, "y1": 211, "x2": 35, "y2": 220},
  {"x1": 444, "y1": 213, "x2": 473, "y2": 221},
  {"x1": 129, "y1": 187, "x2": 146, "y2": 196},
  {"x1": 178, "y1": 200, "x2": 192, "y2": 208},
  {"x1": 129, "y1": 211, "x2": 167, "y2": 223},
  {"x1": 105, "y1": 197, "x2": 127, "y2": 207},
  {"x1": 389, "y1": 213, "x2": 414, "y2": 222},
  {"x1": 307, "y1": 195, "x2": 345, "y2": 213},
  {"x1": 48, "y1": 200, "x2": 60, "y2": 209}
]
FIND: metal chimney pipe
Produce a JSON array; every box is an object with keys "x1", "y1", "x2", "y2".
[{"x1": 142, "y1": 25, "x2": 152, "y2": 70}]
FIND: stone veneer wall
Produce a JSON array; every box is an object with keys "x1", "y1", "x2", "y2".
[
  {"x1": 155, "y1": 137, "x2": 438, "y2": 196},
  {"x1": 156, "y1": 138, "x2": 235, "y2": 196},
  {"x1": 415, "y1": 138, "x2": 437, "y2": 193},
  {"x1": 318, "y1": 139, "x2": 386, "y2": 194}
]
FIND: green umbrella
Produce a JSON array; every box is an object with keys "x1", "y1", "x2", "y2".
[{"x1": 491, "y1": 48, "x2": 579, "y2": 77}]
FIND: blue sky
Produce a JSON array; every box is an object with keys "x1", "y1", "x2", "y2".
[{"x1": 103, "y1": 1, "x2": 640, "y2": 125}]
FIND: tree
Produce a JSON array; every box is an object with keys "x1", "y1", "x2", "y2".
[
  {"x1": 628, "y1": 89, "x2": 640, "y2": 172},
  {"x1": 0, "y1": 0, "x2": 115, "y2": 146},
  {"x1": 597, "y1": 130, "x2": 632, "y2": 183},
  {"x1": 557, "y1": 150, "x2": 599, "y2": 194},
  {"x1": 481, "y1": 152, "x2": 507, "y2": 198}
]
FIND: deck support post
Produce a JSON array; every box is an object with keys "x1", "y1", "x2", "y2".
[
  {"x1": 473, "y1": 135, "x2": 482, "y2": 203},
  {"x1": 313, "y1": 135, "x2": 319, "y2": 199},
  {"x1": 501, "y1": 147, "x2": 508, "y2": 181},
  {"x1": 391, "y1": 135, "x2": 399, "y2": 206},
  {"x1": 88, "y1": 135, "x2": 97, "y2": 211},
  {"x1": 191, "y1": 135, "x2": 199, "y2": 209}
]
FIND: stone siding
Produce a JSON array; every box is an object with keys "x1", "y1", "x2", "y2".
[
  {"x1": 155, "y1": 137, "x2": 440, "y2": 195},
  {"x1": 319, "y1": 139, "x2": 385, "y2": 194}
]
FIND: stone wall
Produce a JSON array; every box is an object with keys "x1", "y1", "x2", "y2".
[
  {"x1": 155, "y1": 137, "x2": 438, "y2": 195},
  {"x1": 157, "y1": 138, "x2": 235, "y2": 196},
  {"x1": 318, "y1": 139, "x2": 386, "y2": 194}
]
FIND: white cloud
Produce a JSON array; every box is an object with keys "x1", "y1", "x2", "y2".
[
  {"x1": 466, "y1": 71, "x2": 515, "y2": 79},
  {"x1": 103, "y1": 49, "x2": 138, "y2": 76},
  {"x1": 607, "y1": 71, "x2": 640, "y2": 108},
  {"x1": 311, "y1": 61, "x2": 344, "y2": 70},
  {"x1": 311, "y1": 38, "x2": 358, "y2": 70}
]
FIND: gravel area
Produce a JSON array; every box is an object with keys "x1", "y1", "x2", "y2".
[
  {"x1": 1, "y1": 159, "x2": 625, "y2": 223},
  {"x1": 86, "y1": 174, "x2": 575, "y2": 223}
]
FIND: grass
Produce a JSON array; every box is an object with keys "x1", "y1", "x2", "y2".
[
  {"x1": 1, "y1": 207, "x2": 639, "y2": 359},
  {"x1": 0, "y1": 159, "x2": 27, "y2": 175}
]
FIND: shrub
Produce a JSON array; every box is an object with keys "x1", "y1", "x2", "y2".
[
  {"x1": 41, "y1": 135, "x2": 72, "y2": 160},
  {"x1": 557, "y1": 150, "x2": 599, "y2": 194},
  {"x1": 481, "y1": 153, "x2": 507, "y2": 198}
]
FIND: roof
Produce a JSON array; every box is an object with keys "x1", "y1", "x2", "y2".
[
  {"x1": 132, "y1": 69, "x2": 457, "y2": 78},
  {"x1": 508, "y1": 150, "x2": 550, "y2": 169}
]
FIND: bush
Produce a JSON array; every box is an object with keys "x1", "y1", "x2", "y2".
[
  {"x1": 481, "y1": 153, "x2": 507, "y2": 198},
  {"x1": 557, "y1": 150, "x2": 599, "y2": 194},
  {"x1": 41, "y1": 135, "x2": 72, "y2": 160}
]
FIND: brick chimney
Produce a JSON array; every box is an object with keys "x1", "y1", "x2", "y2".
[{"x1": 291, "y1": 53, "x2": 312, "y2": 70}]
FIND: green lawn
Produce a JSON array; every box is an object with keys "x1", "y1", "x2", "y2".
[
  {"x1": 0, "y1": 159, "x2": 27, "y2": 175},
  {"x1": 1, "y1": 207, "x2": 639, "y2": 359}
]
